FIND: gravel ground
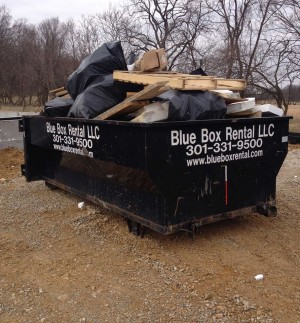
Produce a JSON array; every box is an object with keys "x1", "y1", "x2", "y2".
[{"x1": 0, "y1": 146, "x2": 300, "y2": 322}]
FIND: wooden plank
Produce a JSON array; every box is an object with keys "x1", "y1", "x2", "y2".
[
  {"x1": 216, "y1": 79, "x2": 246, "y2": 91},
  {"x1": 113, "y1": 71, "x2": 184, "y2": 89},
  {"x1": 94, "y1": 82, "x2": 169, "y2": 120},
  {"x1": 116, "y1": 100, "x2": 150, "y2": 115},
  {"x1": 48, "y1": 87, "x2": 68, "y2": 99},
  {"x1": 131, "y1": 86, "x2": 170, "y2": 100},
  {"x1": 135, "y1": 72, "x2": 215, "y2": 79},
  {"x1": 49, "y1": 87, "x2": 65, "y2": 94},
  {"x1": 113, "y1": 71, "x2": 246, "y2": 91},
  {"x1": 182, "y1": 79, "x2": 217, "y2": 90},
  {"x1": 55, "y1": 90, "x2": 68, "y2": 97}
]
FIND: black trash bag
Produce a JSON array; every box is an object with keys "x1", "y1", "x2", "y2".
[
  {"x1": 41, "y1": 97, "x2": 74, "y2": 117},
  {"x1": 67, "y1": 74, "x2": 126, "y2": 119},
  {"x1": 190, "y1": 66, "x2": 207, "y2": 76},
  {"x1": 159, "y1": 90, "x2": 227, "y2": 121},
  {"x1": 67, "y1": 41, "x2": 127, "y2": 99}
]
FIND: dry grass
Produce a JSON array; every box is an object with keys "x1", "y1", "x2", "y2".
[
  {"x1": 0, "y1": 104, "x2": 42, "y2": 113},
  {"x1": 287, "y1": 104, "x2": 300, "y2": 132}
]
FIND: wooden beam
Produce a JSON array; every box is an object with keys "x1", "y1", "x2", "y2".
[
  {"x1": 113, "y1": 71, "x2": 246, "y2": 91},
  {"x1": 49, "y1": 87, "x2": 65, "y2": 94},
  {"x1": 216, "y1": 79, "x2": 246, "y2": 91},
  {"x1": 113, "y1": 71, "x2": 184, "y2": 89},
  {"x1": 48, "y1": 86, "x2": 68, "y2": 99},
  {"x1": 94, "y1": 81, "x2": 170, "y2": 120}
]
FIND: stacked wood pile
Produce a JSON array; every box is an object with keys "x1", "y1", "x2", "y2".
[{"x1": 94, "y1": 71, "x2": 247, "y2": 121}]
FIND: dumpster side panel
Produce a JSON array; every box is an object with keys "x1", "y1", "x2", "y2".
[
  {"x1": 22, "y1": 116, "x2": 290, "y2": 233},
  {"x1": 145, "y1": 118, "x2": 289, "y2": 225},
  {"x1": 22, "y1": 117, "x2": 168, "y2": 230}
]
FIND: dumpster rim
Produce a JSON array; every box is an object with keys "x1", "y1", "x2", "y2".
[{"x1": 22, "y1": 115, "x2": 292, "y2": 129}]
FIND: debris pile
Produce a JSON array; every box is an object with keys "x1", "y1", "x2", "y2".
[{"x1": 42, "y1": 42, "x2": 283, "y2": 122}]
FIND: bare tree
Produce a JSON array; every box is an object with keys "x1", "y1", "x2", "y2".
[
  {"x1": 129, "y1": 0, "x2": 211, "y2": 69},
  {"x1": 275, "y1": 0, "x2": 300, "y2": 38},
  {"x1": 274, "y1": 0, "x2": 300, "y2": 72},
  {"x1": 250, "y1": 38, "x2": 298, "y2": 113},
  {"x1": 94, "y1": 0, "x2": 211, "y2": 70},
  {"x1": 34, "y1": 18, "x2": 74, "y2": 105},
  {"x1": 0, "y1": 5, "x2": 14, "y2": 104},
  {"x1": 10, "y1": 20, "x2": 37, "y2": 108},
  {"x1": 65, "y1": 19, "x2": 82, "y2": 70},
  {"x1": 93, "y1": 5, "x2": 135, "y2": 58},
  {"x1": 204, "y1": 0, "x2": 300, "y2": 113},
  {"x1": 244, "y1": 1, "x2": 300, "y2": 113},
  {"x1": 75, "y1": 15, "x2": 104, "y2": 58},
  {"x1": 205, "y1": 0, "x2": 278, "y2": 80}
]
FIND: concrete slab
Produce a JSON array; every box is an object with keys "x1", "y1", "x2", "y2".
[
  {"x1": 0, "y1": 119, "x2": 23, "y2": 149},
  {"x1": 0, "y1": 112, "x2": 38, "y2": 149}
]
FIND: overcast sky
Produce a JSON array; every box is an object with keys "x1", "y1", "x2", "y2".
[{"x1": 3, "y1": 0, "x2": 122, "y2": 25}]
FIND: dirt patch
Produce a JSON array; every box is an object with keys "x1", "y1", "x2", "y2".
[
  {"x1": 0, "y1": 147, "x2": 23, "y2": 180},
  {"x1": 0, "y1": 146, "x2": 300, "y2": 322}
]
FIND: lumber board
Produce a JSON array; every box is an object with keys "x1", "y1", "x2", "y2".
[
  {"x1": 116, "y1": 100, "x2": 150, "y2": 115},
  {"x1": 113, "y1": 71, "x2": 184, "y2": 89},
  {"x1": 49, "y1": 87, "x2": 65, "y2": 94},
  {"x1": 216, "y1": 79, "x2": 246, "y2": 90},
  {"x1": 94, "y1": 82, "x2": 169, "y2": 120},
  {"x1": 55, "y1": 90, "x2": 68, "y2": 97},
  {"x1": 48, "y1": 87, "x2": 68, "y2": 99},
  {"x1": 134, "y1": 71, "x2": 215, "y2": 79},
  {"x1": 113, "y1": 71, "x2": 246, "y2": 91}
]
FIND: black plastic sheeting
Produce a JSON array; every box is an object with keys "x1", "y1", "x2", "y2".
[
  {"x1": 159, "y1": 90, "x2": 227, "y2": 121},
  {"x1": 67, "y1": 42, "x2": 127, "y2": 99},
  {"x1": 41, "y1": 97, "x2": 74, "y2": 117},
  {"x1": 67, "y1": 75, "x2": 127, "y2": 119},
  {"x1": 65, "y1": 42, "x2": 144, "y2": 119}
]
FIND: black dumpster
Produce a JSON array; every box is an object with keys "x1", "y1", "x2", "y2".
[{"x1": 21, "y1": 116, "x2": 290, "y2": 234}]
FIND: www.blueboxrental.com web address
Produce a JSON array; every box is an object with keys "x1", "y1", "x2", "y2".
[{"x1": 186, "y1": 150, "x2": 263, "y2": 166}]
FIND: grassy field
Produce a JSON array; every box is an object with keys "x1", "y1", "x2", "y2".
[
  {"x1": 0, "y1": 104, "x2": 42, "y2": 113},
  {"x1": 287, "y1": 104, "x2": 300, "y2": 132}
]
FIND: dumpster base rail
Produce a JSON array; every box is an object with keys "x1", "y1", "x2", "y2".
[{"x1": 44, "y1": 177, "x2": 264, "y2": 236}]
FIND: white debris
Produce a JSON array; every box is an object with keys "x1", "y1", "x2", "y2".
[
  {"x1": 254, "y1": 274, "x2": 264, "y2": 281},
  {"x1": 78, "y1": 202, "x2": 85, "y2": 209}
]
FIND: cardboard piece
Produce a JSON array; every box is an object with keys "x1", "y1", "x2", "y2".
[{"x1": 133, "y1": 48, "x2": 168, "y2": 72}]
